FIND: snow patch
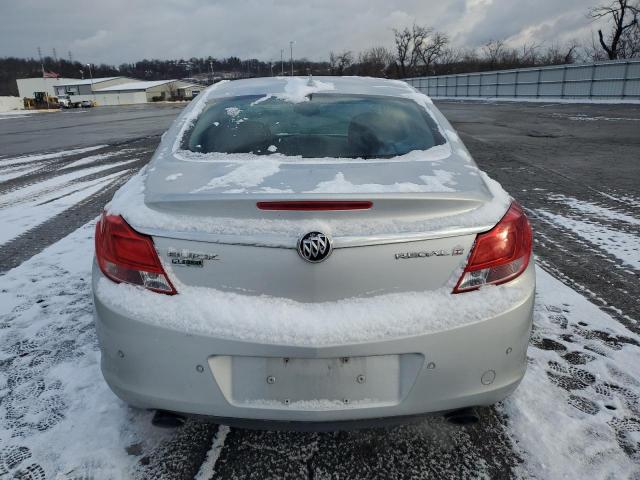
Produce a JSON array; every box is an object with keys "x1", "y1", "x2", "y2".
[
  {"x1": 96, "y1": 275, "x2": 527, "y2": 347},
  {"x1": 1, "y1": 145, "x2": 108, "y2": 166},
  {"x1": 193, "y1": 426, "x2": 229, "y2": 480},
  {"x1": 536, "y1": 209, "x2": 640, "y2": 268},
  {"x1": 0, "y1": 171, "x2": 130, "y2": 246},
  {"x1": 548, "y1": 194, "x2": 640, "y2": 226},
  {"x1": 501, "y1": 266, "x2": 640, "y2": 478},
  {"x1": 0, "y1": 222, "x2": 170, "y2": 478},
  {"x1": 192, "y1": 159, "x2": 281, "y2": 193},
  {"x1": 307, "y1": 170, "x2": 455, "y2": 193},
  {"x1": 0, "y1": 164, "x2": 41, "y2": 183},
  {"x1": 106, "y1": 167, "x2": 510, "y2": 244},
  {"x1": 277, "y1": 77, "x2": 335, "y2": 103},
  {"x1": 61, "y1": 149, "x2": 137, "y2": 170},
  {"x1": 174, "y1": 143, "x2": 453, "y2": 165}
]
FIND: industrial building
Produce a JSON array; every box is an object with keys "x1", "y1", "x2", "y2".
[
  {"x1": 17, "y1": 77, "x2": 79, "y2": 99},
  {"x1": 52, "y1": 77, "x2": 130, "y2": 97},
  {"x1": 92, "y1": 79, "x2": 199, "y2": 105},
  {"x1": 16, "y1": 76, "x2": 201, "y2": 106}
]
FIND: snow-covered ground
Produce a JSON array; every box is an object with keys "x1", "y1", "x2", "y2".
[
  {"x1": 503, "y1": 267, "x2": 640, "y2": 478},
  {"x1": 0, "y1": 110, "x2": 52, "y2": 120},
  {"x1": 0, "y1": 146, "x2": 141, "y2": 249},
  {"x1": 0, "y1": 170, "x2": 132, "y2": 246}
]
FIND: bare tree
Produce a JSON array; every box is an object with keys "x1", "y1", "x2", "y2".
[
  {"x1": 357, "y1": 46, "x2": 394, "y2": 76},
  {"x1": 542, "y1": 41, "x2": 579, "y2": 65},
  {"x1": 563, "y1": 41, "x2": 580, "y2": 63},
  {"x1": 520, "y1": 42, "x2": 541, "y2": 65},
  {"x1": 329, "y1": 51, "x2": 353, "y2": 75},
  {"x1": 409, "y1": 25, "x2": 431, "y2": 72},
  {"x1": 590, "y1": 0, "x2": 640, "y2": 59},
  {"x1": 394, "y1": 24, "x2": 448, "y2": 77},
  {"x1": 619, "y1": 21, "x2": 640, "y2": 56},
  {"x1": 483, "y1": 39, "x2": 506, "y2": 68},
  {"x1": 393, "y1": 27, "x2": 412, "y2": 77},
  {"x1": 416, "y1": 31, "x2": 449, "y2": 75}
]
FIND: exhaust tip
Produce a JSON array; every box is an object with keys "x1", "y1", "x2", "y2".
[
  {"x1": 444, "y1": 408, "x2": 479, "y2": 426},
  {"x1": 152, "y1": 410, "x2": 186, "y2": 428}
]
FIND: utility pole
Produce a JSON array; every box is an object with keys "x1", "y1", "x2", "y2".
[
  {"x1": 37, "y1": 47, "x2": 49, "y2": 110},
  {"x1": 52, "y1": 48, "x2": 58, "y2": 64},
  {"x1": 280, "y1": 49, "x2": 284, "y2": 75},
  {"x1": 289, "y1": 41, "x2": 295, "y2": 76},
  {"x1": 87, "y1": 63, "x2": 95, "y2": 103},
  {"x1": 68, "y1": 51, "x2": 73, "y2": 64},
  {"x1": 37, "y1": 47, "x2": 45, "y2": 78}
]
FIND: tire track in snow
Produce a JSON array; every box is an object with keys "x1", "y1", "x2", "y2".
[
  {"x1": 458, "y1": 133, "x2": 640, "y2": 333},
  {"x1": 0, "y1": 171, "x2": 130, "y2": 247},
  {"x1": 0, "y1": 138, "x2": 158, "y2": 272},
  {"x1": 0, "y1": 137, "x2": 156, "y2": 197},
  {"x1": 0, "y1": 172, "x2": 132, "y2": 273}
]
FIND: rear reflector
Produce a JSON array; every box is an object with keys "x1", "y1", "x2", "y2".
[
  {"x1": 95, "y1": 213, "x2": 177, "y2": 295},
  {"x1": 453, "y1": 202, "x2": 532, "y2": 293},
  {"x1": 257, "y1": 201, "x2": 373, "y2": 211}
]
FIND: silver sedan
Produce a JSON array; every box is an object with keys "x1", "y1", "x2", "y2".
[{"x1": 92, "y1": 76, "x2": 534, "y2": 429}]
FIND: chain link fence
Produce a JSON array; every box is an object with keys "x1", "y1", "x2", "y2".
[{"x1": 404, "y1": 59, "x2": 640, "y2": 101}]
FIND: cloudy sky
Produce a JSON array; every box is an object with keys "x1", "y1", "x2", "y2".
[{"x1": 0, "y1": 0, "x2": 607, "y2": 65}]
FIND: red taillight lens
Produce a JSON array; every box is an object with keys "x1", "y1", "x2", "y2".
[
  {"x1": 95, "y1": 213, "x2": 177, "y2": 295},
  {"x1": 453, "y1": 202, "x2": 532, "y2": 293}
]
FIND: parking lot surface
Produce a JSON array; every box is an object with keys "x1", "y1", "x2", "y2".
[
  {"x1": 0, "y1": 103, "x2": 183, "y2": 156},
  {"x1": 0, "y1": 101, "x2": 638, "y2": 479}
]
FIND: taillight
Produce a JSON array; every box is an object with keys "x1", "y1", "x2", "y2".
[
  {"x1": 257, "y1": 201, "x2": 373, "y2": 211},
  {"x1": 453, "y1": 202, "x2": 532, "y2": 293},
  {"x1": 95, "y1": 213, "x2": 177, "y2": 295}
]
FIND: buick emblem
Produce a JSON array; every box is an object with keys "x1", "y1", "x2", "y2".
[{"x1": 298, "y1": 232, "x2": 332, "y2": 263}]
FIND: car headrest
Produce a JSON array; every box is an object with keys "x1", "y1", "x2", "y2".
[
  {"x1": 202, "y1": 120, "x2": 271, "y2": 153},
  {"x1": 347, "y1": 112, "x2": 387, "y2": 158}
]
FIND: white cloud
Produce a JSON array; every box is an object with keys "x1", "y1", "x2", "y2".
[{"x1": 0, "y1": 0, "x2": 610, "y2": 64}]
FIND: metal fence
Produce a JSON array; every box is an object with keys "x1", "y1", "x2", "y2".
[{"x1": 404, "y1": 59, "x2": 640, "y2": 101}]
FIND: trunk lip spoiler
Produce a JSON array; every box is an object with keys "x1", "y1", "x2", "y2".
[{"x1": 132, "y1": 224, "x2": 494, "y2": 249}]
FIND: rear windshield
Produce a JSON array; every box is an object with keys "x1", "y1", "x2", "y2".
[{"x1": 184, "y1": 94, "x2": 446, "y2": 159}]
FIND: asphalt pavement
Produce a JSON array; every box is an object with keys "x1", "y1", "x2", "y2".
[{"x1": 0, "y1": 103, "x2": 183, "y2": 156}]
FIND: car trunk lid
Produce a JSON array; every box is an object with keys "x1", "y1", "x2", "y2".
[{"x1": 126, "y1": 151, "x2": 507, "y2": 301}]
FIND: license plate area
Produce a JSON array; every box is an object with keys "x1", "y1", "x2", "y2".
[{"x1": 209, "y1": 355, "x2": 402, "y2": 410}]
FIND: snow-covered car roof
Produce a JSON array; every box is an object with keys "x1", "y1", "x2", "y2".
[{"x1": 200, "y1": 76, "x2": 419, "y2": 101}]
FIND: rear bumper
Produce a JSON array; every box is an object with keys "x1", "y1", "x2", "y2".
[{"x1": 92, "y1": 262, "x2": 535, "y2": 425}]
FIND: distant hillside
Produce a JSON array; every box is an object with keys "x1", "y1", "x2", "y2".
[{"x1": 0, "y1": 56, "x2": 331, "y2": 96}]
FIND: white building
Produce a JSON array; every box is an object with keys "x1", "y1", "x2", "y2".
[
  {"x1": 93, "y1": 80, "x2": 199, "y2": 105},
  {"x1": 17, "y1": 77, "x2": 79, "y2": 99},
  {"x1": 52, "y1": 77, "x2": 130, "y2": 97},
  {"x1": 16, "y1": 76, "x2": 200, "y2": 106}
]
